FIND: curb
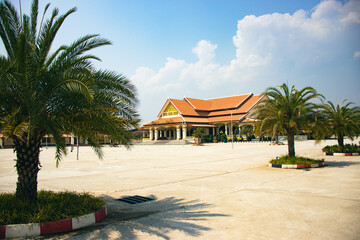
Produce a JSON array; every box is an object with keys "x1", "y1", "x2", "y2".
[
  {"x1": 268, "y1": 162, "x2": 324, "y2": 169},
  {"x1": 323, "y1": 152, "x2": 359, "y2": 156},
  {"x1": 0, "y1": 206, "x2": 106, "y2": 239}
]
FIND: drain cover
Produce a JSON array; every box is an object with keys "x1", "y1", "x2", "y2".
[{"x1": 116, "y1": 195, "x2": 155, "y2": 205}]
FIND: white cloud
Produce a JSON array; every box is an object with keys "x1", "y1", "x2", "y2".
[
  {"x1": 131, "y1": 0, "x2": 360, "y2": 123},
  {"x1": 192, "y1": 40, "x2": 217, "y2": 64},
  {"x1": 132, "y1": 58, "x2": 187, "y2": 92}
]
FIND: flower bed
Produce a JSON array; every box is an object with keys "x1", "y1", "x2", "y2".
[
  {"x1": 322, "y1": 144, "x2": 360, "y2": 155},
  {"x1": 269, "y1": 155, "x2": 324, "y2": 169},
  {"x1": 0, "y1": 191, "x2": 106, "y2": 238},
  {"x1": 268, "y1": 162, "x2": 324, "y2": 169},
  {"x1": 0, "y1": 206, "x2": 106, "y2": 239}
]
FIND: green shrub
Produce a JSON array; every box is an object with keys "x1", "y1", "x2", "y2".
[
  {"x1": 220, "y1": 133, "x2": 227, "y2": 143},
  {"x1": 270, "y1": 155, "x2": 324, "y2": 165},
  {"x1": 202, "y1": 135, "x2": 214, "y2": 143},
  {"x1": 322, "y1": 144, "x2": 359, "y2": 153},
  {"x1": 0, "y1": 190, "x2": 104, "y2": 225},
  {"x1": 246, "y1": 135, "x2": 255, "y2": 141}
]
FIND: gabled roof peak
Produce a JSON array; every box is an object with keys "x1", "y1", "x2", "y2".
[{"x1": 205, "y1": 92, "x2": 253, "y2": 101}]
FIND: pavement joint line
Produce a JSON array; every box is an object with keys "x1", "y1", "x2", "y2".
[
  {"x1": 234, "y1": 188, "x2": 360, "y2": 202},
  {"x1": 116, "y1": 165, "x2": 264, "y2": 192},
  {"x1": 105, "y1": 157, "x2": 260, "y2": 174},
  {"x1": 226, "y1": 171, "x2": 306, "y2": 196}
]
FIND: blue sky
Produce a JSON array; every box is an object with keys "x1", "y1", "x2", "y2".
[{"x1": 5, "y1": 0, "x2": 360, "y2": 124}]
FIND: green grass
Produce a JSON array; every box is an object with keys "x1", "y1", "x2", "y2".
[
  {"x1": 270, "y1": 155, "x2": 324, "y2": 165},
  {"x1": 0, "y1": 190, "x2": 105, "y2": 225}
]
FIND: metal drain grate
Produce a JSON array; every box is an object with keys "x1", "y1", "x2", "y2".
[{"x1": 116, "y1": 195, "x2": 155, "y2": 205}]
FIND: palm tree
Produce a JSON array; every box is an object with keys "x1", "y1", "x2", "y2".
[
  {"x1": 0, "y1": 0, "x2": 138, "y2": 201},
  {"x1": 240, "y1": 125, "x2": 254, "y2": 141},
  {"x1": 192, "y1": 128, "x2": 204, "y2": 145},
  {"x1": 321, "y1": 100, "x2": 360, "y2": 147},
  {"x1": 253, "y1": 83, "x2": 323, "y2": 157}
]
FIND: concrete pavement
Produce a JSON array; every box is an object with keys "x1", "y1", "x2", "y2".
[{"x1": 0, "y1": 139, "x2": 359, "y2": 239}]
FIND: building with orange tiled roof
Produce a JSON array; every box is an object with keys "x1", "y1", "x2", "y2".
[{"x1": 141, "y1": 93, "x2": 265, "y2": 141}]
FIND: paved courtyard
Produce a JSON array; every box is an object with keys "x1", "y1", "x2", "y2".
[{"x1": 0, "y1": 139, "x2": 359, "y2": 239}]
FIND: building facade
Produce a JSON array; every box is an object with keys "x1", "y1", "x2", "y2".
[{"x1": 141, "y1": 93, "x2": 264, "y2": 141}]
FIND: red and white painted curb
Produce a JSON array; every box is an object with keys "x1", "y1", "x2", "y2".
[
  {"x1": 0, "y1": 206, "x2": 106, "y2": 239},
  {"x1": 268, "y1": 162, "x2": 325, "y2": 169},
  {"x1": 323, "y1": 152, "x2": 359, "y2": 156}
]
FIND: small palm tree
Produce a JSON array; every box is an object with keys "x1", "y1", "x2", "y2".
[
  {"x1": 253, "y1": 83, "x2": 324, "y2": 157},
  {"x1": 321, "y1": 100, "x2": 360, "y2": 147},
  {"x1": 192, "y1": 128, "x2": 204, "y2": 145},
  {"x1": 240, "y1": 125, "x2": 254, "y2": 141},
  {"x1": 0, "y1": 0, "x2": 138, "y2": 200}
]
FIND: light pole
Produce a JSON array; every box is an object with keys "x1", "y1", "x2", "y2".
[
  {"x1": 76, "y1": 136, "x2": 79, "y2": 160},
  {"x1": 231, "y1": 110, "x2": 233, "y2": 149}
]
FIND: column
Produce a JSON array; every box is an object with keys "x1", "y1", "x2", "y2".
[
  {"x1": 176, "y1": 126, "x2": 181, "y2": 140},
  {"x1": 149, "y1": 128, "x2": 153, "y2": 140},
  {"x1": 182, "y1": 125, "x2": 187, "y2": 140},
  {"x1": 225, "y1": 124, "x2": 228, "y2": 136},
  {"x1": 70, "y1": 133, "x2": 74, "y2": 145},
  {"x1": 0, "y1": 138, "x2": 3, "y2": 148},
  {"x1": 164, "y1": 130, "x2": 167, "y2": 138},
  {"x1": 160, "y1": 130, "x2": 163, "y2": 138},
  {"x1": 155, "y1": 128, "x2": 159, "y2": 141}
]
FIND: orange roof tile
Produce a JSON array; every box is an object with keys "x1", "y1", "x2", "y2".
[
  {"x1": 183, "y1": 117, "x2": 210, "y2": 123},
  {"x1": 207, "y1": 94, "x2": 252, "y2": 110},
  {"x1": 184, "y1": 98, "x2": 212, "y2": 111},
  {"x1": 143, "y1": 116, "x2": 184, "y2": 127},
  {"x1": 185, "y1": 94, "x2": 252, "y2": 111},
  {"x1": 170, "y1": 99, "x2": 199, "y2": 116},
  {"x1": 208, "y1": 114, "x2": 245, "y2": 123},
  {"x1": 237, "y1": 95, "x2": 264, "y2": 112}
]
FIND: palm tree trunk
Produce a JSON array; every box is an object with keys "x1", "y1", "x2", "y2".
[
  {"x1": 14, "y1": 136, "x2": 41, "y2": 201},
  {"x1": 287, "y1": 131, "x2": 295, "y2": 157},
  {"x1": 338, "y1": 134, "x2": 344, "y2": 147}
]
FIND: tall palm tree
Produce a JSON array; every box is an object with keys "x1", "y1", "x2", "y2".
[
  {"x1": 321, "y1": 100, "x2": 360, "y2": 147},
  {"x1": 253, "y1": 83, "x2": 323, "y2": 157},
  {"x1": 0, "y1": 0, "x2": 138, "y2": 201}
]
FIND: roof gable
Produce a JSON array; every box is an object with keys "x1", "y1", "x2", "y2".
[
  {"x1": 170, "y1": 99, "x2": 199, "y2": 116},
  {"x1": 157, "y1": 99, "x2": 181, "y2": 118}
]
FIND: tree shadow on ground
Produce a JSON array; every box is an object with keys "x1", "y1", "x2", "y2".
[
  {"x1": 37, "y1": 196, "x2": 229, "y2": 240},
  {"x1": 324, "y1": 160, "x2": 360, "y2": 168}
]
